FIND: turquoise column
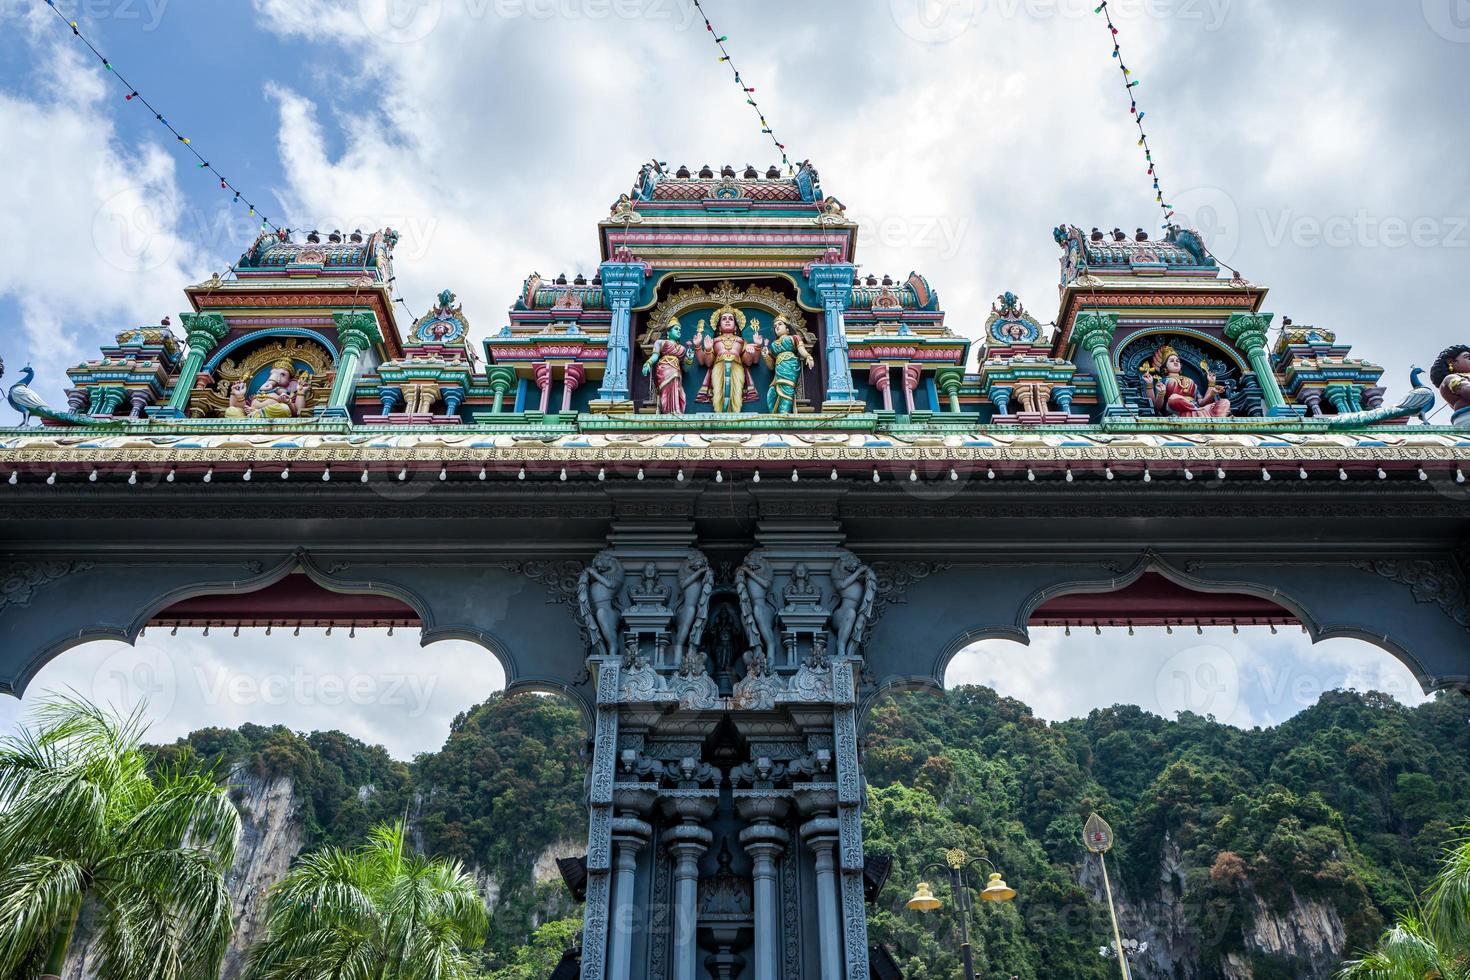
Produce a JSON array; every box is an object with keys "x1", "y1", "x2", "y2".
[
  {"x1": 808, "y1": 262, "x2": 858, "y2": 406},
  {"x1": 1227, "y1": 313, "x2": 1297, "y2": 417},
  {"x1": 325, "y1": 311, "x2": 384, "y2": 418},
  {"x1": 1072, "y1": 312, "x2": 1128, "y2": 417},
  {"x1": 156, "y1": 313, "x2": 228, "y2": 418},
  {"x1": 597, "y1": 259, "x2": 647, "y2": 405}
]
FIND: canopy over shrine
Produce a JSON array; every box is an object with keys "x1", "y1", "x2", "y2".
[{"x1": 3, "y1": 159, "x2": 1469, "y2": 980}]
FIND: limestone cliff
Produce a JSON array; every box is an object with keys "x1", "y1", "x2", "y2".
[{"x1": 1080, "y1": 834, "x2": 1349, "y2": 979}]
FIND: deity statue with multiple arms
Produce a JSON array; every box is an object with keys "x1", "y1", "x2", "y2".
[
  {"x1": 1140, "y1": 345, "x2": 1230, "y2": 418},
  {"x1": 695, "y1": 305, "x2": 765, "y2": 413},
  {"x1": 763, "y1": 315, "x2": 814, "y2": 414},
  {"x1": 1431, "y1": 345, "x2": 1470, "y2": 427},
  {"x1": 642, "y1": 318, "x2": 695, "y2": 414},
  {"x1": 224, "y1": 358, "x2": 314, "y2": 418}
]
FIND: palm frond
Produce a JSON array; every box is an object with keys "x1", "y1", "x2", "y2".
[
  {"x1": 1427, "y1": 832, "x2": 1470, "y2": 949},
  {"x1": 0, "y1": 856, "x2": 85, "y2": 979}
]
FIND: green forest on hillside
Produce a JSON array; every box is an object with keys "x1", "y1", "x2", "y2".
[{"x1": 160, "y1": 687, "x2": 1470, "y2": 979}]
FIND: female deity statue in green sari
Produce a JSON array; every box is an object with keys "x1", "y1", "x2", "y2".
[{"x1": 763, "y1": 316, "x2": 814, "y2": 414}]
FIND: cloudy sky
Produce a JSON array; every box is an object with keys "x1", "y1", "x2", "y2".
[{"x1": 1, "y1": 0, "x2": 1464, "y2": 755}]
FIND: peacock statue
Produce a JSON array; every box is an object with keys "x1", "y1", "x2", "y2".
[
  {"x1": 1324, "y1": 366, "x2": 1437, "y2": 430},
  {"x1": 4, "y1": 362, "x2": 102, "y2": 426}
]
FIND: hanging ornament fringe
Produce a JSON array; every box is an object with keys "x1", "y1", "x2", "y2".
[
  {"x1": 1095, "y1": 1, "x2": 1175, "y2": 228},
  {"x1": 688, "y1": 0, "x2": 794, "y2": 173},
  {"x1": 43, "y1": 0, "x2": 280, "y2": 233}
]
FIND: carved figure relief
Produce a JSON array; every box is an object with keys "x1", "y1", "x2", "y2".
[
  {"x1": 577, "y1": 554, "x2": 626, "y2": 658},
  {"x1": 641, "y1": 319, "x2": 695, "y2": 414},
  {"x1": 1432, "y1": 344, "x2": 1470, "y2": 427},
  {"x1": 830, "y1": 554, "x2": 877, "y2": 660},
  {"x1": 694, "y1": 306, "x2": 765, "y2": 413},
  {"x1": 202, "y1": 338, "x2": 335, "y2": 419},
  {"x1": 672, "y1": 552, "x2": 714, "y2": 670},
  {"x1": 736, "y1": 553, "x2": 780, "y2": 669},
  {"x1": 1140, "y1": 344, "x2": 1231, "y2": 418}
]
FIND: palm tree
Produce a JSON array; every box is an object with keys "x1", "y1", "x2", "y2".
[
  {"x1": 0, "y1": 694, "x2": 240, "y2": 980},
  {"x1": 247, "y1": 821, "x2": 489, "y2": 980},
  {"x1": 1339, "y1": 833, "x2": 1470, "y2": 979}
]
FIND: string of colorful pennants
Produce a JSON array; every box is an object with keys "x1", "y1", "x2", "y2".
[
  {"x1": 42, "y1": 0, "x2": 281, "y2": 233},
  {"x1": 1095, "y1": 1, "x2": 1174, "y2": 227},
  {"x1": 689, "y1": 0, "x2": 793, "y2": 174}
]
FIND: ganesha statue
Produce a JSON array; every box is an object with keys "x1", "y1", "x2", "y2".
[
  {"x1": 224, "y1": 359, "x2": 314, "y2": 418},
  {"x1": 1141, "y1": 345, "x2": 1230, "y2": 418},
  {"x1": 1431, "y1": 344, "x2": 1470, "y2": 428}
]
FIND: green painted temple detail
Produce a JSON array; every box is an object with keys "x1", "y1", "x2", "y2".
[{"x1": 4, "y1": 161, "x2": 1470, "y2": 980}]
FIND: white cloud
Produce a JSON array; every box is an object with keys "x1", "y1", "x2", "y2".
[
  {"x1": 242, "y1": 0, "x2": 1470, "y2": 395},
  {"x1": 0, "y1": 19, "x2": 222, "y2": 403},
  {"x1": 0, "y1": 632, "x2": 507, "y2": 759},
  {"x1": 945, "y1": 627, "x2": 1429, "y2": 727}
]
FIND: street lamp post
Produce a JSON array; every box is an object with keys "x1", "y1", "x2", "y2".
[
  {"x1": 906, "y1": 848, "x2": 1016, "y2": 979},
  {"x1": 1084, "y1": 813, "x2": 1131, "y2": 980}
]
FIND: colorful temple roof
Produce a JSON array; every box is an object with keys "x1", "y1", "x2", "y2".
[{"x1": 4, "y1": 158, "x2": 1468, "y2": 477}]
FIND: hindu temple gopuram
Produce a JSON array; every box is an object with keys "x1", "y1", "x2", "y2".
[{"x1": 3, "y1": 160, "x2": 1470, "y2": 980}]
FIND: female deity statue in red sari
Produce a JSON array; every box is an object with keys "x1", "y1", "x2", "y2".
[
  {"x1": 1141, "y1": 345, "x2": 1231, "y2": 418},
  {"x1": 642, "y1": 319, "x2": 694, "y2": 414}
]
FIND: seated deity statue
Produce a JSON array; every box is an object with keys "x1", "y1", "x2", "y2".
[
  {"x1": 1431, "y1": 345, "x2": 1470, "y2": 428},
  {"x1": 224, "y1": 359, "x2": 314, "y2": 418},
  {"x1": 1141, "y1": 345, "x2": 1230, "y2": 418}
]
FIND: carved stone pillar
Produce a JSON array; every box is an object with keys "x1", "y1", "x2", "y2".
[
  {"x1": 1052, "y1": 384, "x2": 1076, "y2": 415},
  {"x1": 868, "y1": 364, "x2": 892, "y2": 411},
  {"x1": 441, "y1": 385, "x2": 466, "y2": 416},
  {"x1": 486, "y1": 366, "x2": 516, "y2": 414},
  {"x1": 608, "y1": 816, "x2": 652, "y2": 980},
  {"x1": 989, "y1": 385, "x2": 1012, "y2": 416},
  {"x1": 935, "y1": 368, "x2": 963, "y2": 414},
  {"x1": 740, "y1": 819, "x2": 790, "y2": 980},
  {"x1": 597, "y1": 257, "x2": 648, "y2": 405},
  {"x1": 1226, "y1": 313, "x2": 1295, "y2": 417},
  {"x1": 1325, "y1": 382, "x2": 1361, "y2": 415},
  {"x1": 667, "y1": 823, "x2": 712, "y2": 980},
  {"x1": 808, "y1": 260, "x2": 858, "y2": 406},
  {"x1": 326, "y1": 311, "x2": 384, "y2": 418},
  {"x1": 158, "y1": 312, "x2": 228, "y2": 418},
  {"x1": 127, "y1": 390, "x2": 153, "y2": 420},
  {"x1": 563, "y1": 362, "x2": 588, "y2": 413},
  {"x1": 1300, "y1": 389, "x2": 1324, "y2": 417},
  {"x1": 379, "y1": 387, "x2": 402, "y2": 414},
  {"x1": 534, "y1": 363, "x2": 554, "y2": 414},
  {"x1": 801, "y1": 816, "x2": 843, "y2": 980},
  {"x1": 1072, "y1": 312, "x2": 1126, "y2": 416},
  {"x1": 901, "y1": 363, "x2": 922, "y2": 415}
]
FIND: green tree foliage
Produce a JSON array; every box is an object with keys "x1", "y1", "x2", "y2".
[
  {"x1": 1339, "y1": 832, "x2": 1470, "y2": 978},
  {"x1": 481, "y1": 917, "x2": 582, "y2": 980},
  {"x1": 154, "y1": 722, "x2": 412, "y2": 849},
  {"x1": 0, "y1": 695, "x2": 240, "y2": 980},
  {"x1": 247, "y1": 822, "x2": 488, "y2": 980},
  {"x1": 861, "y1": 687, "x2": 1470, "y2": 979},
  {"x1": 412, "y1": 693, "x2": 587, "y2": 956}
]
